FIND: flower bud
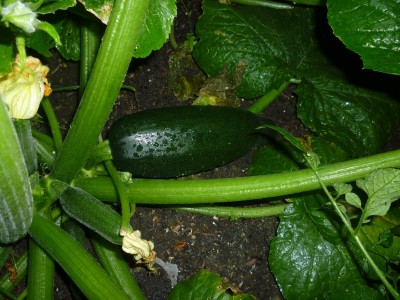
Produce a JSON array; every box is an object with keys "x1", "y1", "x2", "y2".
[
  {"x1": 0, "y1": 55, "x2": 51, "y2": 119},
  {"x1": 1, "y1": 1, "x2": 39, "y2": 33},
  {"x1": 120, "y1": 229, "x2": 156, "y2": 267}
]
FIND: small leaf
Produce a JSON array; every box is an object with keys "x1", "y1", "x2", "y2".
[
  {"x1": 350, "y1": 209, "x2": 400, "y2": 280},
  {"x1": 379, "y1": 230, "x2": 393, "y2": 248},
  {"x1": 333, "y1": 183, "x2": 353, "y2": 197},
  {"x1": 133, "y1": 0, "x2": 177, "y2": 58},
  {"x1": 78, "y1": 0, "x2": 112, "y2": 23},
  {"x1": 55, "y1": 18, "x2": 81, "y2": 61},
  {"x1": 345, "y1": 192, "x2": 362, "y2": 209},
  {"x1": 356, "y1": 168, "x2": 400, "y2": 219},
  {"x1": 168, "y1": 270, "x2": 255, "y2": 300},
  {"x1": 328, "y1": 0, "x2": 400, "y2": 75}
]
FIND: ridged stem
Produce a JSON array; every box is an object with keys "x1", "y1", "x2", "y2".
[
  {"x1": 50, "y1": 0, "x2": 150, "y2": 182},
  {"x1": 73, "y1": 149, "x2": 400, "y2": 204}
]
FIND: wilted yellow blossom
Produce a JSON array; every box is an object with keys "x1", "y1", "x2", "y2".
[
  {"x1": 120, "y1": 229, "x2": 156, "y2": 267},
  {"x1": 0, "y1": 55, "x2": 51, "y2": 119}
]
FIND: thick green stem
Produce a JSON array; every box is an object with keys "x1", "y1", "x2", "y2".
[
  {"x1": 27, "y1": 238, "x2": 55, "y2": 300},
  {"x1": 73, "y1": 149, "x2": 400, "y2": 204},
  {"x1": 50, "y1": 0, "x2": 150, "y2": 183},
  {"x1": 247, "y1": 81, "x2": 290, "y2": 114},
  {"x1": 91, "y1": 234, "x2": 146, "y2": 300},
  {"x1": 79, "y1": 20, "x2": 102, "y2": 97},
  {"x1": 28, "y1": 212, "x2": 129, "y2": 299}
]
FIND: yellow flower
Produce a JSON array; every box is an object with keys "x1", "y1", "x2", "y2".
[
  {"x1": 0, "y1": 55, "x2": 51, "y2": 119},
  {"x1": 120, "y1": 229, "x2": 156, "y2": 267}
]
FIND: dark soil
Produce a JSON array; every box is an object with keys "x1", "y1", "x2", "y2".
[{"x1": 5, "y1": 1, "x2": 399, "y2": 300}]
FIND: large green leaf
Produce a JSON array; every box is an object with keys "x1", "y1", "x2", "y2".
[
  {"x1": 269, "y1": 195, "x2": 383, "y2": 299},
  {"x1": 0, "y1": 29, "x2": 15, "y2": 74},
  {"x1": 0, "y1": 100, "x2": 33, "y2": 243},
  {"x1": 327, "y1": 0, "x2": 400, "y2": 75},
  {"x1": 168, "y1": 270, "x2": 255, "y2": 300},
  {"x1": 193, "y1": 1, "x2": 316, "y2": 98},
  {"x1": 296, "y1": 77, "x2": 400, "y2": 156}
]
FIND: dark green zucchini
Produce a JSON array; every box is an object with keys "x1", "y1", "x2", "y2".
[{"x1": 108, "y1": 105, "x2": 266, "y2": 178}]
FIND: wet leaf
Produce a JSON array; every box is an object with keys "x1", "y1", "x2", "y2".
[
  {"x1": 193, "y1": 1, "x2": 315, "y2": 98},
  {"x1": 168, "y1": 270, "x2": 255, "y2": 300},
  {"x1": 328, "y1": 0, "x2": 400, "y2": 75},
  {"x1": 296, "y1": 77, "x2": 400, "y2": 156},
  {"x1": 269, "y1": 195, "x2": 382, "y2": 299}
]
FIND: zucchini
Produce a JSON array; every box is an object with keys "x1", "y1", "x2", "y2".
[{"x1": 108, "y1": 105, "x2": 265, "y2": 178}]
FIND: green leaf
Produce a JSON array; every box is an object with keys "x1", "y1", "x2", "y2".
[
  {"x1": 0, "y1": 100, "x2": 33, "y2": 244},
  {"x1": 36, "y1": 0, "x2": 77, "y2": 14},
  {"x1": 133, "y1": 0, "x2": 176, "y2": 58},
  {"x1": 26, "y1": 29, "x2": 55, "y2": 57},
  {"x1": 327, "y1": 0, "x2": 400, "y2": 75},
  {"x1": 357, "y1": 168, "x2": 400, "y2": 220},
  {"x1": 193, "y1": 1, "x2": 315, "y2": 98},
  {"x1": 345, "y1": 192, "x2": 362, "y2": 209},
  {"x1": 311, "y1": 137, "x2": 349, "y2": 165},
  {"x1": 269, "y1": 195, "x2": 382, "y2": 299},
  {"x1": 249, "y1": 144, "x2": 300, "y2": 176},
  {"x1": 79, "y1": 0, "x2": 113, "y2": 23},
  {"x1": 296, "y1": 77, "x2": 400, "y2": 156},
  {"x1": 333, "y1": 182, "x2": 352, "y2": 198},
  {"x1": 168, "y1": 270, "x2": 255, "y2": 300},
  {"x1": 54, "y1": 18, "x2": 81, "y2": 61},
  {"x1": 349, "y1": 208, "x2": 400, "y2": 280}
]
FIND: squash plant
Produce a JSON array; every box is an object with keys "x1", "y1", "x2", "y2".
[{"x1": 0, "y1": 0, "x2": 400, "y2": 299}]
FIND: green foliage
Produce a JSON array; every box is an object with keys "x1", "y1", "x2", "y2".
[
  {"x1": 357, "y1": 169, "x2": 400, "y2": 218},
  {"x1": 54, "y1": 17, "x2": 81, "y2": 60},
  {"x1": 193, "y1": 0, "x2": 315, "y2": 98},
  {"x1": 269, "y1": 196, "x2": 383, "y2": 299},
  {"x1": 327, "y1": 0, "x2": 400, "y2": 75},
  {"x1": 133, "y1": 0, "x2": 177, "y2": 58},
  {"x1": 296, "y1": 77, "x2": 400, "y2": 156},
  {"x1": 168, "y1": 270, "x2": 255, "y2": 300}
]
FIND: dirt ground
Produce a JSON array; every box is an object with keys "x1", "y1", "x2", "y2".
[{"x1": 7, "y1": 1, "x2": 399, "y2": 299}]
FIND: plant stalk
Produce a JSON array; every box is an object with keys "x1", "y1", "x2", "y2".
[
  {"x1": 73, "y1": 149, "x2": 400, "y2": 204},
  {"x1": 50, "y1": 0, "x2": 150, "y2": 183}
]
